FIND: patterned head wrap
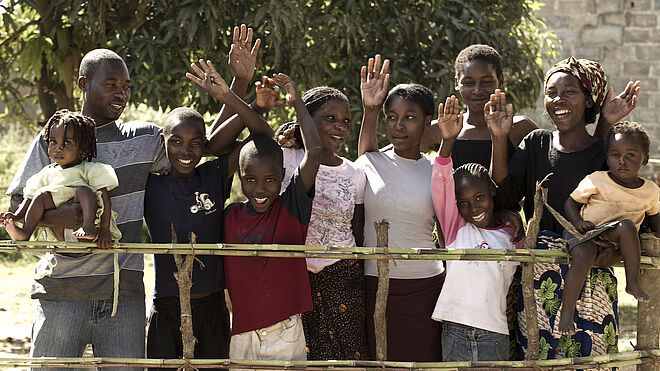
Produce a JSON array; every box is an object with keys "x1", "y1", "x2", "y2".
[{"x1": 544, "y1": 57, "x2": 607, "y2": 110}]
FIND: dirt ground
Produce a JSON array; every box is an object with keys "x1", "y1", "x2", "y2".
[{"x1": 0, "y1": 259, "x2": 640, "y2": 370}]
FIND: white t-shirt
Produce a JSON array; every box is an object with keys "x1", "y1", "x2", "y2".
[
  {"x1": 282, "y1": 148, "x2": 366, "y2": 273},
  {"x1": 431, "y1": 155, "x2": 520, "y2": 334},
  {"x1": 355, "y1": 150, "x2": 444, "y2": 279}
]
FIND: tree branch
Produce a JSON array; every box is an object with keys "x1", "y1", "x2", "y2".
[
  {"x1": 0, "y1": 20, "x2": 40, "y2": 49},
  {"x1": 119, "y1": 0, "x2": 152, "y2": 32}
]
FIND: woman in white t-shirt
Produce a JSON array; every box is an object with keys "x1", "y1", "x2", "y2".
[
  {"x1": 276, "y1": 86, "x2": 369, "y2": 361},
  {"x1": 355, "y1": 55, "x2": 444, "y2": 361}
]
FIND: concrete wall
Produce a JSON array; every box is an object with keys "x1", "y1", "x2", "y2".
[{"x1": 522, "y1": 0, "x2": 660, "y2": 172}]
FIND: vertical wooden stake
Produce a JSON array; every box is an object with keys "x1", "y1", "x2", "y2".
[
  {"x1": 637, "y1": 233, "x2": 660, "y2": 371},
  {"x1": 171, "y1": 226, "x2": 197, "y2": 370},
  {"x1": 521, "y1": 179, "x2": 547, "y2": 360},
  {"x1": 374, "y1": 219, "x2": 390, "y2": 361}
]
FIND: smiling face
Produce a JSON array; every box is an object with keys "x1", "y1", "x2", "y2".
[
  {"x1": 239, "y1": 156, "x2": 285, "y2": 213},
  {"x1": 80, "y1": 60, "x2": 131, "y2": 126},
  {"x1": 312, "y1": 99, "x2": 351, "y2": 157},
  {"x1": 47, "y1": 123, "x2": 82, "y2": 169},
  {"x1": 544, "y1": 72, "x2": 592, "y2": 133},
  {"x1": 456, "y1": 59, "x2": 501, "y2": 113},
  {"x1": 606, "y1": 133, "x2": 648, "y2": 187},
  {"x1": 162, "y1": 119, "x2": 206, "y2": 179},
  {"x1": 455, "y1": 175, "x2": 497, "y2": 229},
  {"x1": 384, "y1": 96, "x2": 430, "y2": 159}
]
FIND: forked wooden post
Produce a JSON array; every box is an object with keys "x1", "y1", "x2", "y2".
[
  {"x1": 171, "y1": 227, "x2": 197, "y2": 370},
  {"x1": 374, "y1": 219, "x2": 390, "y2": 361},
  {"x1": 637, "y1": 233, "x2": 660, "y2": 371},
  {"x1": 520, "y1": 178, "x2": 548, "y2": 360}
]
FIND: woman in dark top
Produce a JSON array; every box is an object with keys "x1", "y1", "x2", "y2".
[
  {"x1": 489, "y1": 57, "x2": 640, "y2": 361},
  {"x1": 422, "y1": 44, "x2": 537, "y2": 169}
]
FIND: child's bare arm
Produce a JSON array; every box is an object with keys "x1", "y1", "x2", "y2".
[
  {"x1": 207, "y1": 24, "x2": 261, "y2": 135},
  {"x1": 434, "y1": 96, "x2": 463, "y2": 158},
  {"x1": 485, "y1": 89, "x2": 514, "y2": 183},
  {"x1": 96, "y1": 188, "x2": 113, "y2": 249},
  {"x1": 358, "y1": 55, "x2": 390, "y2": 157},
  {"x1": 187, "y1": 59, "x2": 274, "y2": 158},
  {"x1": 564, "y1": 197, "x2": 594, "y2": 233},
  {"x1": 648, "y1": 213, "x2": 660, "y2": 238},
  {"x1": 272, "y1": 73, "x2": 321, "y2": 193}
]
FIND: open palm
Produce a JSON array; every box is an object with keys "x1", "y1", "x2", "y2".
[
  {"x1": 600, "y1": 80, "x2": 640, "y2": 124},
  {"x1": 186, "y1": 59, "x2": 230, "y2": 100},
  {"x1": 436, "y1": 96, "x2": 463, "y2": 140},
  {"x1": 484, "y1": 89, "x2": 513, "y2": 138},
  {"x1": 228, "y1": 24, "x2": 261, "y2": 81},
  {"x1": 360, "y1": 54, "x2": 390, "y2": 109}
]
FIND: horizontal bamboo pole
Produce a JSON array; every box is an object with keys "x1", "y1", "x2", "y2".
[
  {"x1": 1, "y1": 240, "x2": 659, "y2": 268},
  {"x1": 0, "y1": 349, "x2": 659, "y2": 369}
]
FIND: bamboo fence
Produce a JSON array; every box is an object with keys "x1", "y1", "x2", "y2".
[
  {"x1": 1, "y1": 239, "x2": 659, "y2": 267},
  {"x1": 1, "y1": 237, "x2": 659, "y2": 369},
  {"x1": 0, "y1": 349, "x2": 659, "y2": 369}
]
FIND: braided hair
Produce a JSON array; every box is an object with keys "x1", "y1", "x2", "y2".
[
  {"x1": 44, "y1": 109, "x2": 97, "y2": 162},
  {"x1": 454, "y1": 162, "x2": 497, "y2": 192},
  {"x1": 302, "y1": 86, "x2": 349, "y2": 115}
]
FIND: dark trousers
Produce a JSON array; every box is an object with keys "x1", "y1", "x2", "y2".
[{"x1": 146, "y1": 291, "x2": 230, "y2": 370}]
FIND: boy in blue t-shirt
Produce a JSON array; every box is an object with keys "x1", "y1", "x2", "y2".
[{"x1": 144, "y1": 49, "x2": 274, "y2": 364}]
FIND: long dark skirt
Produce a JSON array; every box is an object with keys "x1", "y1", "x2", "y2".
[
  {"x1": 301, "y1": 259, "x2": 369, "y2": 360},
  {"x1": 365, "y1": 273, "x2": 445, "y2": 361}
]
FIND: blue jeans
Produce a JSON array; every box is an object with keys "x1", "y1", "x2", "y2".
[
  {"x1": 441, "y1": 321, "x2": 509, "y2": 361},
  {"x1": 31, "y1": 297, "x2": 145, "y2": 371}
]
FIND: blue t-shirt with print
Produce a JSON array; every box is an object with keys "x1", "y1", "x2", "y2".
[{"x1": 144, "y1": 157, "x2": 231, "y2": 298}]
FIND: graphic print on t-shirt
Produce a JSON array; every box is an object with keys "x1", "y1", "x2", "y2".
[{"x1": 190, "y1": 191, "x2": 216, "y2": 214}]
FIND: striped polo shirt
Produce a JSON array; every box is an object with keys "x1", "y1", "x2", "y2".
[{"x1": 7, "y1": 120, "x2": 168, "y2": 300}]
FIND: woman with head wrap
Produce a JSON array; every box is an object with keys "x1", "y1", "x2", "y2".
[
  {"x1": 274, "y1": 85, "x2": 369, "y2": 361},
  {"x1": 488, "y1": 57, "x2": 640, "y2": 362}
]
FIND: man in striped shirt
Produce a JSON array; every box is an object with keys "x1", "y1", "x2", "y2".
[{"x1": 7, "y1": 49, "x2": 167, "y2": 370}]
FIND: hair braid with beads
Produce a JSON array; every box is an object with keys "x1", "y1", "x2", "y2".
[{"x1": 454, "y1": 162, "x2": 497, "y2": 192}]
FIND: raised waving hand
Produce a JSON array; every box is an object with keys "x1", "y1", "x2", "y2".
[
  {"x1": 255, "y1": 75, "x2": 284, "y2": 110},
  {"x1": 186, "y1": 59, "x2": 230, "y2": 101},
  {"x1": 271, "y1": 73, "x2": 321, "y2": 193},
  {"x1": 360, "y1": 54, "x2": 390, "y2": 110},
  {"x1": 358, "y1": 54, "x2": 390, "y2": 156},
  {"x1": 435, "y1": 95, "x2": 463, "y2": 157},
  {"x1": 228, "y1": 24, "x2": 261, "y2": 82},
  {"x1": 484, "y1": 89, "x2": 514, "y2": 139},
  {"x1": 595, "y1": 80, "x2": 641, "y2": 138}
]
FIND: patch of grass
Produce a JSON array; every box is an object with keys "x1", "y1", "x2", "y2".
[
  {"x1": 0, "y1": 123, "x2": 36, "y2": 212},
  {"x1": 0, "y1": 123, "x2": 37, "y2": 249}
]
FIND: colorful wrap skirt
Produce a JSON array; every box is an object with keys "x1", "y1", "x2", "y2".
[{"x1": 516, "y1": 230, "x2": 618, "y2": 370}]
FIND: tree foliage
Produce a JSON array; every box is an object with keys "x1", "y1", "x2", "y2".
[{"x1": 0, "y1": 0, "x2": 558, "y2": 159}]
